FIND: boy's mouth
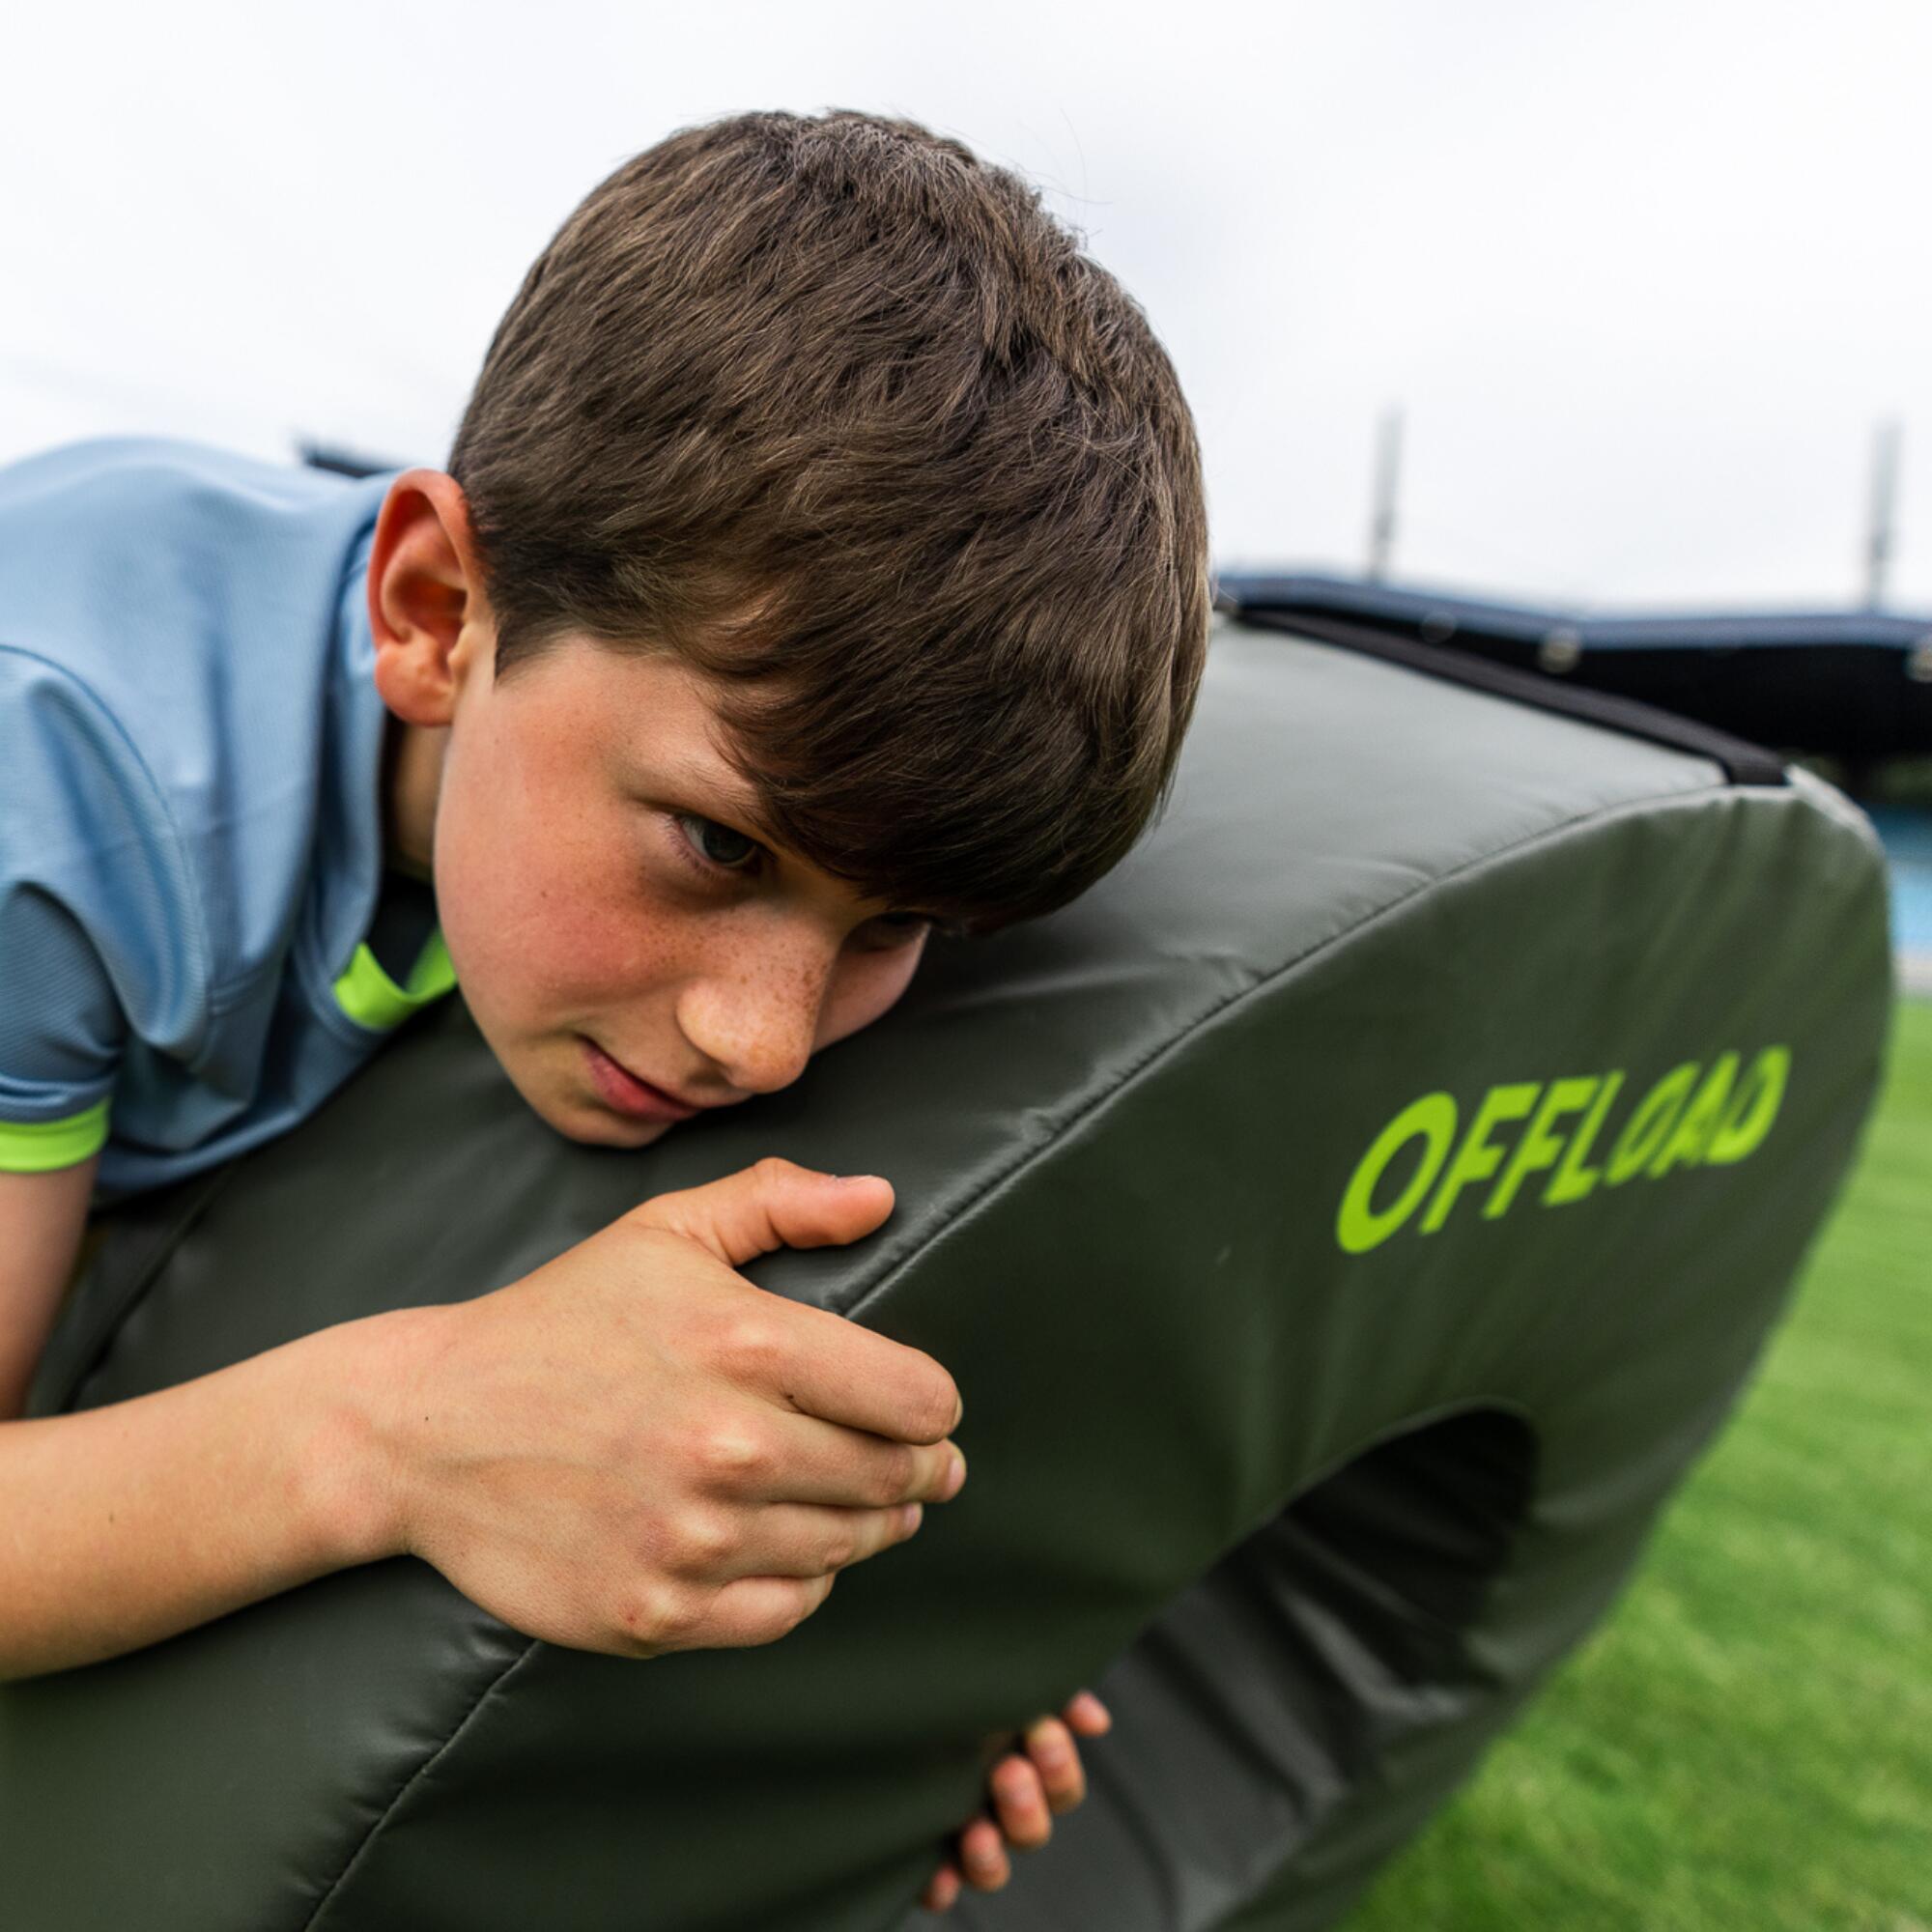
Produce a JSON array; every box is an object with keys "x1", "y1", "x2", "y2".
[{"x1": 580, "y1": 1037, "x2": 702, "y2": 1122}]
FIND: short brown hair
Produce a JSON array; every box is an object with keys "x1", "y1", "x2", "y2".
[{"x1": 446, "y1": 108, "x2": 1208, "y2": 932}]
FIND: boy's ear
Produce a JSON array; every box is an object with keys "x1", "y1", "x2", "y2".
[{"x1": 367, "y1": 469, "x2": 494, "y2": 727}]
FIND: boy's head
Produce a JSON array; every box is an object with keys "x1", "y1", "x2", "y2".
[{"x1": 368, "y1": 108, "x2": 1208, "y2": 1147}]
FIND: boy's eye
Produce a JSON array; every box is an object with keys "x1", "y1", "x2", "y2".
[{"x1": 678, "y1": 813, "x2": 760, "y2": 871}]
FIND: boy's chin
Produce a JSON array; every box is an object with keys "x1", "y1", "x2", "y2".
[{"x1": 551, "y1": 1103, "x2": 677, "y2": 1150}]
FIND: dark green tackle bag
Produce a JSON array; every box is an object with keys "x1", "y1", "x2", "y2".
[{"x1": 7, "y1": 614, "x2": 1891, "y2": 1931}]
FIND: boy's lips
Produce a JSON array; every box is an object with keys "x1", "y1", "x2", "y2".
[{"x1": 580, "y1": 1038, "x2": 703, "y2": 1122}]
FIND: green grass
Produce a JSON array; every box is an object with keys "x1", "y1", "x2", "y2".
[{"x1": 1345, "y1": 999, "x2": 1932, "y2": 1932}]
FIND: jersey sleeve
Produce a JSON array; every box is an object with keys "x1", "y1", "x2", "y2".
[
  {"x1": 0, "y1": 644, "x2": 204, "y2": 1174},
  {"x1": 0, "y1": 890, "x2": 120, "y2": 1170}
]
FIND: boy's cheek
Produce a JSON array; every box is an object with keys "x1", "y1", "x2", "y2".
[
  {"x1": 443, "y1": 865, "x2": 657, "y2": 1021},
  {"x1": 814, "y1": 944, "x2": 926, "y2": 1053}
]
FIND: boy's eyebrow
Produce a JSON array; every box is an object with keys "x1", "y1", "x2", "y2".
[
  {"x1": 622, "y1": 755, "x2": 949, "y2": 923},
  {"x1": 619, "y1": 751, "x2": 775, "y2": 838}
]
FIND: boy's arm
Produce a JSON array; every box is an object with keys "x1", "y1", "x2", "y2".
[
  {"x1": 0, "y1": 1159, "x2": 962, "y2": 1685},
  {"x1": 0, "y1": 1157, "x2": 98, "y2": 1420},
  {"x1": 0, "y1": 1158, "x2": 388, "y2": 1681},
  {"x1": 0, "y1": 1291, "x2": 387, "y2": 1681}
]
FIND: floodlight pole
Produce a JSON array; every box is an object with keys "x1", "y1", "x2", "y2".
[
  {"x1": 1862, "y1": 417, "x2": 1901, "y2": 610},
  {"x1": 1366, "y1": 408, "x2": 1403, "y2": 582}
]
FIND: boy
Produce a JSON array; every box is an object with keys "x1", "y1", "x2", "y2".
[{"x1": 0, "y1": 110, "x2": 1208, "y2": 1908}]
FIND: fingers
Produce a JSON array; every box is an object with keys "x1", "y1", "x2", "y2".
[
  {"x1": 752, "y1": 1298, "x2": 964, "y2": 1444},
  {"x1": 1019, "y1": 1718, "x2": 1087, "y2": 1813},
  {"x1": 631, "y1": 1158, "x2": 894, "y2": 1266},
  {"x1": 989, "y1": 1751, "x2": 1054, "y2": 1848},
  {"x1": 919, "y1": 1861, "x2": 963, "y2": 1913},
  {"x1": 634, "y1": 1161, "x2": 962, "y2": 1445},
  {"x1": 704, "y1": 1498, "x2": 928, "y2": 1582},
  {"x1": 667, "y1": 1571, "x2": 837, "y2": 1652},
  {"x1": 956, "y1": 1815, "x2": 1010, "y2": 1891},
  {"x1": 937, "y1": 1700, "x2": 1114, "y2": 1906},
  {"x1": 725, "y1": 1406, "x2": 967, "y2": 1509},
  {"x1": 1063, "y1": 1690, "x2": 1112, "y2": 1736},
  {"x1": 923, "y1": 1697, "x2": 1111, "y2": 1913}
]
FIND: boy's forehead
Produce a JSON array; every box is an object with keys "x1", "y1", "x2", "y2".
[
  {"x1": 585, "y1": 651, "x2": 761, "y2": 811},
  {"x1": 572, "y1": 642, "x2": 906, "y2": 918}
]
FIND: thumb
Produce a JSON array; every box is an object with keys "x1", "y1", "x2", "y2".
[{"x1": 629, "y1": 1158, "x2": 895, "y2": 1267}]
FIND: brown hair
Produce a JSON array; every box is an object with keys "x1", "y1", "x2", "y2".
[{"x1": 446, "y1": 108, "x2": 1208, "y2": 932}]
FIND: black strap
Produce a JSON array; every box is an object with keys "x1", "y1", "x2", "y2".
[{"x1": 1222, "y1": 599, "x2": 1789, "y2": 788}]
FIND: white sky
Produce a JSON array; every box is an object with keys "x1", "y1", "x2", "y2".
[{"x1": 4, "y1": 0, "x2": 1929, "y2": 611}]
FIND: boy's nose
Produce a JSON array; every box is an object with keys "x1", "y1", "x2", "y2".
[{"x1": 674, "y1": 951, "x2": 831, "y2": 1096}]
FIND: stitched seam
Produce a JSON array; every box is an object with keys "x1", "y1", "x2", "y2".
[
  {"x1": 296, "y1": 1640, "x2": 543, "y2": 1932},
  {"x1": 839, "y1": 773, "x2": 1829, "y2": 1321}
]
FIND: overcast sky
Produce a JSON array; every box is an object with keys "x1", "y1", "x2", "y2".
[{"x1": 4, "y1": 0, "x2": 1928, "y2": 611}]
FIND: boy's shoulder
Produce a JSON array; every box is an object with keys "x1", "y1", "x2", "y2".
[
  {"x1": 0, "y1": 435, "x2": 391, "y2": 611},
  {"x1": 0, "y1": 438, "x2": 419, "y2": 1199},
  {"x1": 0, "y1": 431, "x2": 391, "y2": 713},
  {"x1": 0, "y1": 435, "x2": 357, "y2": 551},
  {"x1": 0, "y1": 432, "x2": 398, "y2": 1027},
  {"x1": 0, "y1": 431, "x2": 365, "y2": 497}
]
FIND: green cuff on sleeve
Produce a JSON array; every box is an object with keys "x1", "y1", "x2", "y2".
[{"x1": 0, "y1": 1097, "x2": 111, "y2": 1174}]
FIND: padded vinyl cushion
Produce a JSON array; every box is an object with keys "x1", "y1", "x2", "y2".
[{"x1": 8, "y1": 617, "x2": 1891, "y2": 1931}]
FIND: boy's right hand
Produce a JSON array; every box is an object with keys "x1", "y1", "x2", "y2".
[{"x1": 355, "y1": 1158, "x2": 965, "y2": 1658}]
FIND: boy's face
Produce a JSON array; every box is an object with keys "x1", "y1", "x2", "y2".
[{"x1": 370, "y1": 478, "x2": 934, "y2": 1148}]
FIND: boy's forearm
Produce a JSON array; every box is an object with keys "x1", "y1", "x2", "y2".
[{"x1": 0, "y1": 1310, "x2": 413, "y2": 1682}]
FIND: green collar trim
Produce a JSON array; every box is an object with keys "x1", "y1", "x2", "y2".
[{"x1": 332, "y1": 927, "x2": 458, "y2": 1033}]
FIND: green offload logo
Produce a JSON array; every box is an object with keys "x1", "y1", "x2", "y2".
[{"x1": 1335, "y1": 1046, "x2": 1790, "y2": 1255}]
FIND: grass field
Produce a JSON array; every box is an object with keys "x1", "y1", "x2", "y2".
[{"x1": 1344, "y1": 997, "x2": 1932, "y2": 1932}]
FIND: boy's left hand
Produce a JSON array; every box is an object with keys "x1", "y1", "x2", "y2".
[{"x1": 920, "y1": 1690, "x2": 1113, "y2": 1912}]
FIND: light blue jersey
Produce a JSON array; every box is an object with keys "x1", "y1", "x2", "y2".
[{"x1": 0, "y1": 437, "x2": 456, "y2": 1206}]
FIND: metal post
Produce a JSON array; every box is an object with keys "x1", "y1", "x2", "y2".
[
  {"x1": 1366, "y1": 408, "x2": 1403, "y2": 582},
  {"x1": 1863, "y1": 418, "x2": 1902, "y2": 610}
]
